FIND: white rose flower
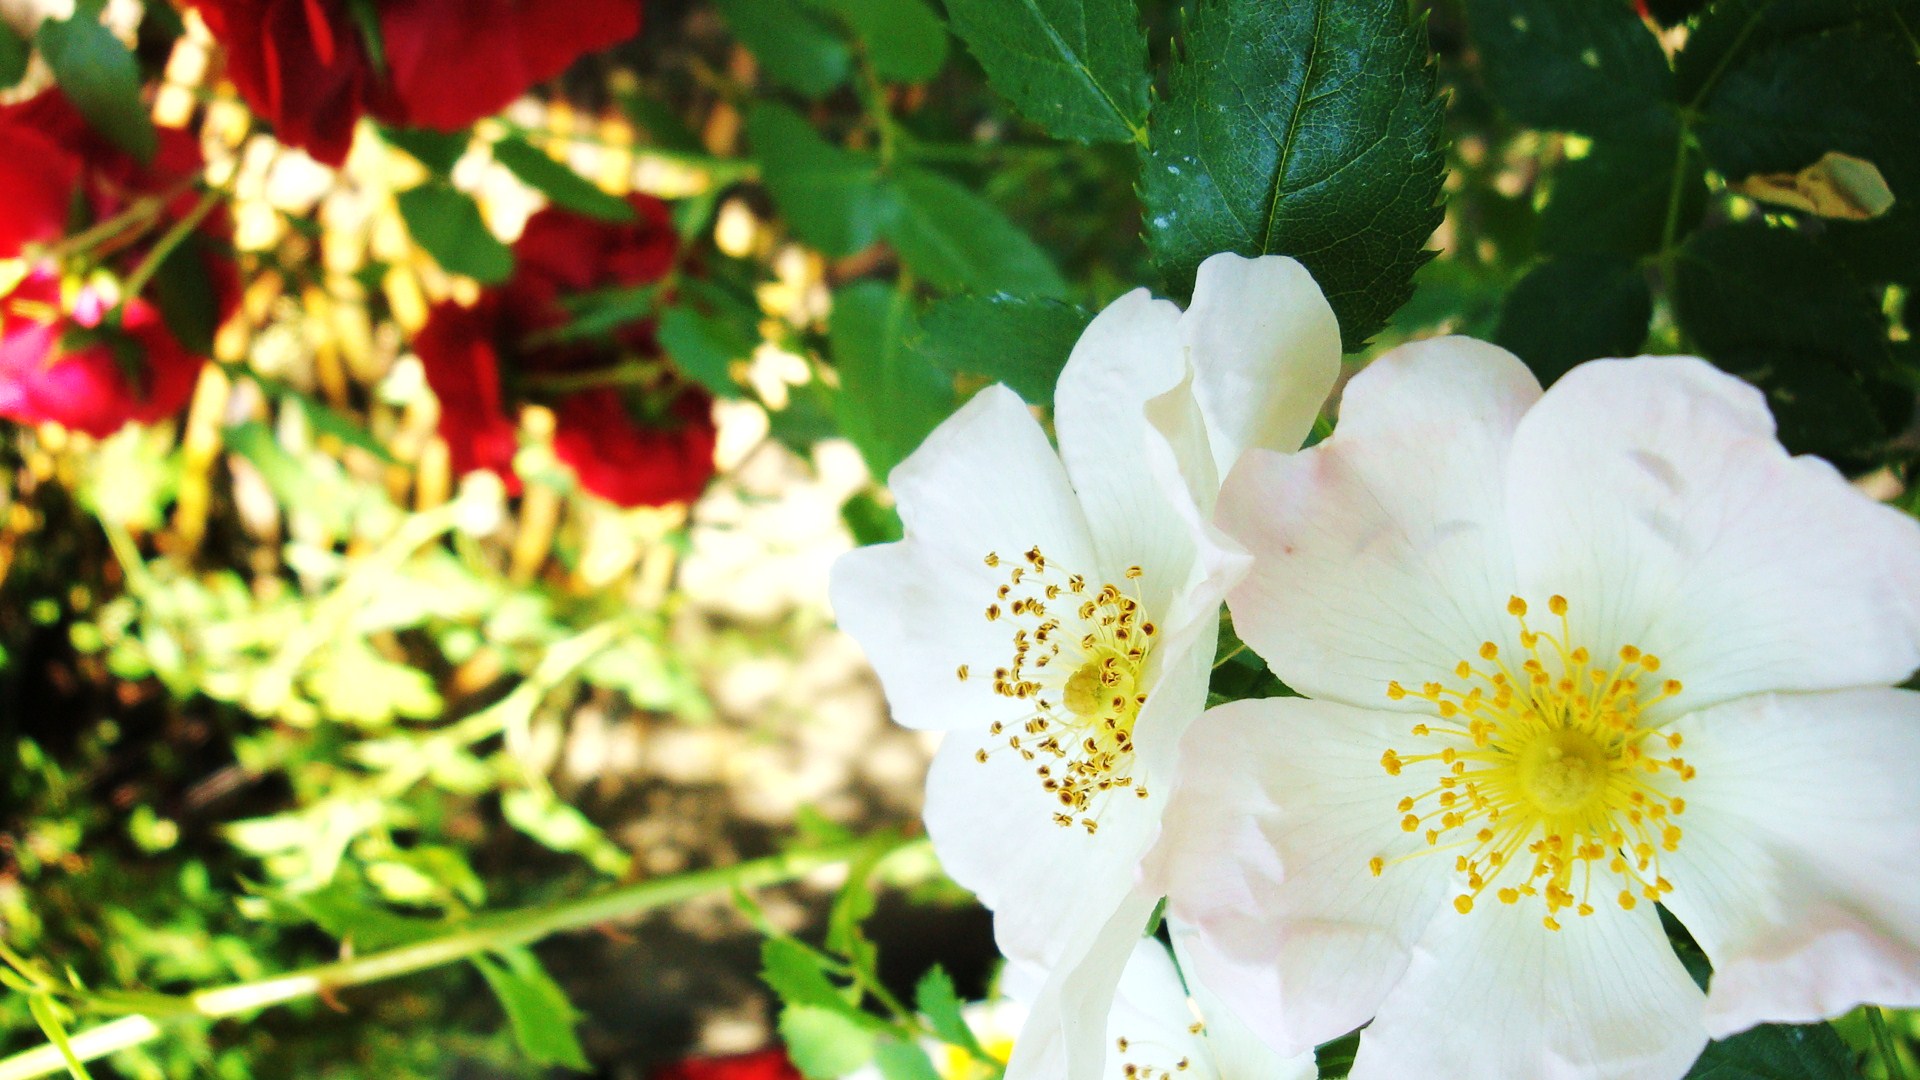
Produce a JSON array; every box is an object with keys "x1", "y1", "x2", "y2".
[
  {"x1": 1155, "y1": 338, "x2": 1920, "y2": 1080},
  {"x1": 829, "y1": 253, "x2": 1341, "y2": 1080}
]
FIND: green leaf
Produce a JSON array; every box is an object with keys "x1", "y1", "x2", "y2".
[
  {"x1": 38, "y1": 13, "x2": 157, "y2": 162},
  {"x1": 1494, "y1": 255, "x2": 1652, "y2": 385},
  {"x1": 148, "y1": 238, "x2": 222, "y2": 358},
  {"x1": 830, "y1": 282, "x2": 955, "y2": 478},
  {"x1": 304, "y1": 638, "x2": 442, "y2": 727},
  {"x1": 0, "y1": 20, "x2": 29, "y2": 89},
  {"x1": 474, "y1": 947, "x2": 590, "y2": 1072},
  {"x1": 812, "y1": 0, "x2": 949, "y2": 83},
  {"x1": 884, "y1": 166, "x2": 1067, "y2": 297},
  {"x1": 499, "y1": 788, "x2": 630, "y2": 876},
  {"x1": 943, "y1": 0, "x2": 1149, "y2": 143},
  {"x1": 382, "y1": 126, "x2": 469, "y2": 173},
  {"x1": 1673, "y1": 223, "x2": 1889, "y2": 371},
  {"x1": 1465, "y1": 0, "x2": 1676, "y2": 141},
  {"x1": 780, "y1": 1005, "x2": 879, "y2": 1079},
  {"x1": 395, "y1": 182, "x2": 514, "y2": 285},
  {"x1": 1682, "y1": 1020, "x2": 1857, "y2": 1080},
  {"x1": 841, "y1": 490, "x2": 903, "y2": 545},
  {"x1": 492, "y1": 135, "x2": 637, "y2": 222},
  {"x1": 761, "y1": 938, "x2": 854, "y2": 1011},
  {"x1": 914, "y1": 966, "x2": 985, "y2": 1056},
  {"x1": 747, "y1": 104, "x2": 894, "y2": 257},
  {"x1": 873, "y1": 1038, "x2": 943, "y2": 1080},
  {"x1": 657, "y1": 305, "x2": 751, "y2": 399},
  {"x1": 1140, "y1": 0, "x2": 1446, "y2": 351},
  {"x1": 1539, "y1": 140, "x2": 1706, "y2": 258},
  {"x1": 715, "y1": 0, "x2": 853, "y2": 96},
  {"x1": 915, "y1": 294, "x2": 1091, "y2": 406}
]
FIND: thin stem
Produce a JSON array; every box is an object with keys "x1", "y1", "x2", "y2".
[
  {"x1": 1869, "y1": 1006, "x2": 1911, "y2": 1080},
  {"x1": 116, "y1": 189, "x2": 224, "y2": 304},
  {"x1": 1212, "y1": 641, "x2": 1249, "y2": 670},
  {"x1": 0, "y1": 836, "x2": 925, "y2": 1080}
]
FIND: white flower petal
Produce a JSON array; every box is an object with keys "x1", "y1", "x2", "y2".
[
  {"x1": 829, "y1": 384, "x2": 1097, "y2": 731},
  {"x1": 1170, "y1": 926, "x2": 1318, "y2": 1080},
  {"x1": 1219, "y1": 336, "x2": 1540, "y2": 709},
  {"x1": 1507, "y1": 357, "x2": 1920, "y2": 709},
  {"x1": 1004, "y1": 888, "x2": 1161, "y2": 1080},
  {"x1": 1658, "y1": 689, "x2": 1920, "y2": 1036},
  {"x1": 1352, "y1": 897, "x2": 1706, "y2": 1080},
  {"x1": 1152, "y1": 698, "x2": 1454, "y2": 1058},
  {"x1": 1179, "y1": 253, "x2": 1342, "y2": 491},
  {"x1": 1052, "y1": 288, "x2": 1198, "y2": 616},
  {"x1": 1106, "y1": 938, "x2": 1220, "y2": 1080}
]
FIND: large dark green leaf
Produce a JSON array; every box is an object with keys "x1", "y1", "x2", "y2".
[
  {"x1": 747, "y1": 104, "x2": 894, "y2": 257},
  {"x1": 883, "y1": 167, "x2": 1067, "y2": 297},
  {"x1": 944, "y1": 0, "x2": 1149, "y2": 144},
  {"x1": 1466, "y1": 0, "x2": 1675, "y2": 141},
  {"x1": 914, "y1": 294, "x2": 1091, "y2": 406},
  {"x1": 1139, "y1": 0, "x2": 1446, "y2": 351},
  {"x1": 1673, "y1": 224, "x2": 1888, "y2": 370},
  {"x1": 38, "y1": 13, "x2": 156, "y2": 161},
  {"x1": 830, "y1": 282, "x2": 954, "y2": 478},
  {"x1": 657, "y1": 304, "x2": 751, "y2": 400},
  {"x1": 715, "y1": 0, "x2": 853, "y2": 96},
  {"x1": 383, "y1": 126, "x2": 468, "y2": 173},
  {"x1": 492, "y1": 135, "x2": 636, "y2": 223},
  {"x1": 812, "y1": 0, "x2": 949, "y2": 83},
  {"x1": 1683, "y1": 1020, "x2": 1859, "y2": 1080},
  {"x1": 1495, "y1": 254, "x2": 1652, "y2": 385},
  {"x1": 1539, "y1": 140, "x2": 1705, "y2": 258},
  {"x1": 394, "y1": 183, "x2": 514, "y2": 285}
]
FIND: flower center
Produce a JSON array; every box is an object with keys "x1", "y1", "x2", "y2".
[
  {"x1": 965, "y1": 546, "x2": 1157, "y2": 834},
  {"x1": 1373, "y1": 595, "x2": 1695, "y2": 930}
]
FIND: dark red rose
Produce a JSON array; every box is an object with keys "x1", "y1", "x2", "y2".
[
  {"x1": 0, "y1": 269, "x2": 205, "y2": 437},
  {"x1": 197, "y1": 0, "x2": 640, "y2": 165},
  {"x1": 196, "y1": 0, "x2": 371, "y2": 167},
  {"x1": 414, "y1": 300, "x2": 522, "y2": 491},
  {"x1": 497, "y1": 195, "x2": 677, "y2": 353},
  {"x1": 552, "y1": 387, "x2": 715, "y2": 508},
  {"x1": 372, "y1": 0, "x2": 641, "y2": 131},
  {"x1": 649, "y1": 1048, "x2": 803, "y2": 1080}
]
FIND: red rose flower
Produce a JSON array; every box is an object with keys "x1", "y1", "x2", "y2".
[
  {"x1": 414, "y1": 299, "x2": 522, "y2": 491},
  {"x1": 649, "y1": 1048, "x2": 803, "y2": 1080},
  {"x1": 0, "y1": 269, "x2": 205, "y2": 437},
  {"x1": 552, "y1": 386, "x2": 715, "y2": 508},
  {"x1": 197, "y1": 0, "x2": 641, "y2": 166}
]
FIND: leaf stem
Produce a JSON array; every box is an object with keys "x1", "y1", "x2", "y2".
[
  {"x1": 0, "y1": 836, "x2": 925, "y2": 1080},
  {"x1": 115, "y1": 188, "x2": 223, "y2": 306},
  {"x1": 1870, "y1": 1006, "x2": 1911, "y2": 1080}
]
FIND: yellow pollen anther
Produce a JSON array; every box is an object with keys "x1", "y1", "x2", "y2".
[
  {"x1": 1453, "y1": 895, "x2": 1474, "y2": 914},
  {"x1": 1548, "y1": 595, "x2": 1568, "y2": 615},
  {"x1": 1508, "y1": 596, "x2": 1528, "y2": 617}
]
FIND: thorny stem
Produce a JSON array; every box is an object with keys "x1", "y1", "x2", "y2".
[{"x1": 0, "y1": 836, "x2": 927, "y2": 1080}]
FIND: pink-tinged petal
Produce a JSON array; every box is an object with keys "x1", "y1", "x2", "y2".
[
  {"x1": 1179, "y1": 253, "x2": 1341, "y2": 490},
  {"x1": 1152, "y1": 698, "x2": 1453, "y2": 1058},
  {"x1": 1507, "y1": 357, "x2": 1920, "y2": 710},
  {"x1": 1170, "y1": 926, "x2": 1318, "y2": 1080},
  {"x1": 1002, "y1": 888, "x2": 1161, "y2": 1080},
  {"x1": 829, "y1": 385, "x2": 1095, "y2": 732},
  {"x1": 1352, "y1": 897, "x2": 1706, "y2": 1080},
  {"x1": 1219, "y1": 337, "x2": 1540, "y2": 710},
  {"x1": 1659, "y1": 689, "x2": 1920, "y2": 1036}
]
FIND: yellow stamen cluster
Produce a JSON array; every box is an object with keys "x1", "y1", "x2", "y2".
[
  {"x1": 1374, "y1": 595, "x2": 1694, "y2": 930},
  {"x1": 1115, "y1": 1034, "x2": 1194, "y2": 1078},
  {"x1": 970, "y1": 546, "x2": 1156, "y2": 833}
]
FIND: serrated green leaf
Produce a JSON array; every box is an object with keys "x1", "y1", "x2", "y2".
[
  {"x1": 914, "y1": 294, "x2": 1090, "y2": 406},
  {"x1": 1465, "y1": 0, "x2": 1675, "y2": 140},
  {"x1": 1540, "y1": 140, "x2": 1705, "y2": 258},
  {"x1": 873, "y1": 1038, "x2": 943, "y2": 1080},
  {"x1": 1494, "y1": 254, "x2": 1652, "y2": 385},
  {"x1": 0, "y1": 20, "x2": 29, "y2": 89},
  {"x1": 716, "y1": 0, "x2": 853, "y2": 96},
  {"x1": 395, "y1": 183, "x2": 514, "y2": 284},
  {"x1": 1683, "y1": 1020, "x2": 1857, "y2": 1080},
  {"x1": 761, "y1": 938, "x2": 855, "y2": 1012},
  {"x1": 830, "y1": 282, "x2": 954, "y2": 478},
  {"x1": 944, "y1": 0, "x2": 1149, "y2": 143},
  {"x1": 382, "y1": 126, "x2": 469, "y2": 173},
  {"x1": 493, "y1": 135, "x2": 637, "y2": 222},
  {"x1": 37, "y1": 13, "x2": 156, "y2": 162},
  {"x1": 747, "y1": 104, "x2": 894, "y2": 256},
  {"x1": 914, "y1": 966, "x2": 985, "y2": 1056},
  {"x1": 812, "y1": 0, "x2": 949, "y2": 82},
  {"x1": 657, "y1": 305, "x2": 751, "y2": 400},
  {"x1": 1140, "y1": 0, "x2": 1446, "y2": 351},
  {"x1": 474, "y1": 948, "x2": 590, "y2": 1072},
  {"x1": 780, "y1": 1005, "x2": 878, "y2": 1079},
  {"x1": 883, "y1": 167, "x2": 1067, "y2": 298}
]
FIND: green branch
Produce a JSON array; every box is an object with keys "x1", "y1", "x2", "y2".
[{"x1": 0, "y1": 835, "x2": 925, "y2": 1080}]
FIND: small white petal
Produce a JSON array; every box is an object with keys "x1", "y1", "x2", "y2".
[
  {"x1": 1106, "y1": 937, "x2": 1220, "y2": 1080},
  {"x1": 1219, "y1": 336, "x2": 1540, "y2": 709},
  {"x1": 1152, "y1": 698, "x2": 1453, "y2": 1058},
  {"x1": 1507, "y1": 356, "x2": 1920, "y2": 710},
  {"x1": 1171, "y1": 927, "x2": 1318, "y2": 1080},
  {"x1": 1005, "y1": 888, "x2": 1162, "y2": 1080},
  {"x1": 829, "y1": 385, "x2": 1095, "y2": 731},
  {"x1": 1179, "y1": 253, "x2": 1342, "y2": 491},
  {"x1": 1660, "y1": 689, "x2": 1920, "y2": 1035},
  {"x1": 1352, "y1": 897, "x2": 1706, "y2": 1080}
]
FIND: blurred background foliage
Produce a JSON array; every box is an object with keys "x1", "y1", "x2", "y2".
[{"x1": 0, "y1": 0, "x2": 1915, "y2": 1077}]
